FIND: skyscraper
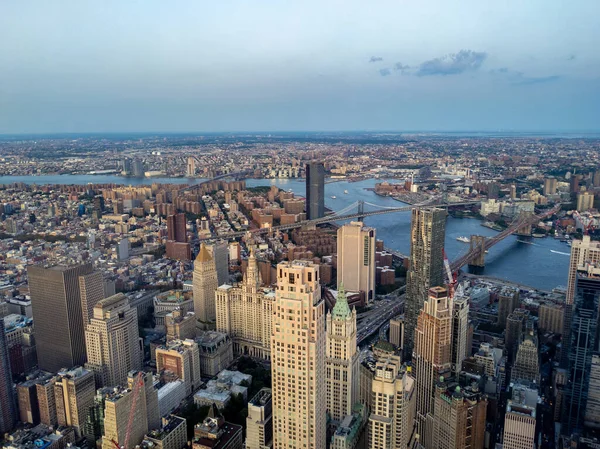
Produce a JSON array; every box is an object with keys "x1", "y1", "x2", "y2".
[
  {"x1": 503, "y1": 384, "x2": 538, "y2": 449},
  {"x1": 337, "y1": 222, "x2": 376, "y2": 304},
  {"x1": 511, "y1": 332, "x2": 540, "y2": 385},
  {"x1": 306, "y1": 162, "x2": 325, "y2": 220},
  {"x1": 271, "y1": 261, "x2": 326, "y2": 449},
  {"x1": 84, "y1": 293, "x2": 143, "y2": 387},
  {"x1": 326, "y1": 285, "x2": 359, "y2": 423},
  {"x1": 54, "y1": 366, "x2": 96, "y2": 438},
  {"x1": 246, "y1": 388, "x2": 273, "y2": 449},
  {"x1": 167, "y1": 213, "x2": 187, "y2": 243},
  {"x1": 207, "y1": 240, "x2": 229, "y2": 286},
  {"x1": 563, "y1": 261, "x2": 600, "y2": 435},
  {"x1": 79, "y1": 271, "x2": 106, "y2": 324},
  {"x1": 215, "y1": 250, "x2": 274, "y2": 359},
  {"x1": 28, "y1": 263, "x2": 94, "y2": 372},
  {"x1": 0, "y1": 318, "x2": 16, "y2": 433},
  {"x1": 193, "y1": 243, "x2": 219, "y2": 327},
  {"x1": 404, "y1": 207, "x2": 446, "y2": 360},
  {"x1": 156, "y1": 339, "x2": 201, "y2": 396},
  {"x1": 367, "y1": 353, "x2": 415, "y2": 449},
  {"x1": 413, "y1": 286, "x2": 452, "y2": 444},
  {"x1": 451, "y1": 295, "x2": 469, "y2": 375}
]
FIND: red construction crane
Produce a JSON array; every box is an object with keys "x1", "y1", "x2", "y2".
[
  {"x1": 443, "y1": 249, "x2": 458, "y2": 298},
  {"x1": 111, "y1": 372, "x2": 145, "y2": 449},
  {"x1": 573, "y1": 211, "x2": 596, "y2": 235}
]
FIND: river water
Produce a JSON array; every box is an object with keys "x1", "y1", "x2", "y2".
[{"x1": 0, "y1": 174, "x2": 569, "y2": 290}]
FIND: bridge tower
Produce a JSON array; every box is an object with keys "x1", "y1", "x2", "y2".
[
  {"x1": 357, "y1": 200, "x2": 365, "y2": 222},
  {"x1": 468, "y1": 235, "x2": 486, "y2": 269},
  {"x1": 515, "y1": 211, "x2": 533, "y2": 237}
]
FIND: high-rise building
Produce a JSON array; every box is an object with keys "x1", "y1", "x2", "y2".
[
  {"x1": 165, "y1": 308, "x2": 196, "y2": 342},
  {"x1": 37, "y1": 377, "x2": 57, "y2": 426},
  {"x1": 431, "y1": 380, "x2": 487, "y2": 449},
  {"x1": 0, "y1": 318, "x2": 16, "y2": 433},
  {"x1": 326, "y1": 285, "x2": 359, "y2": 423},
  {"x1": 54, "y1": 366, "x2": 95, "y2": 438},
  {"x1": 306, "y1": 162, "x2": 325, "y2": 220},
  {"x1": 156, "y1": 339, "x2": 201, "y2": 396},
  {"x1": 505, "y1": 310, "x2": 527, "y2": 363},
  {"x1": 167, "y1": 213, "x2": 187, "y2": 243},
  {"x1": 543, "y1": 177, "x2": 558, "y2": 196},
  {"x1": 101, "y1": 372, "x2": 158, "y2": 449},
  {"x1": 389, "y1": 316, "x2": 404, "y2": 350},
  {"x1": 142, "y1": 415, "x2": 188, "y2": 449},
  {"x1": 563, "y1": 262, "x2": 600, "y2": 435},
  {"x1": 28, "y1": 263, "x2": 94, "y2": 372},
  {"x1": 186, "y1": 157, "x2": 196, "y2": 177},
  {"x1": 84, "y1": 293, "x2": 143, "y2": 387},
  {"x1": 215, "y1": 250, "x2": 274, "y2": 359},
  {"x1": 585, "y1": 354, "x2": 600, "y2": 429},
  {"x1": 404, "y1": 208, "x2": 446, "y2": 360},
  {"x1": 511, "y1": 332, "x2": 540, "y2": 385},
  {"x1": 208, "y1": 240, "x2": 229, "y2": 286},
  {"x1": 132, "y1": 158, "x2": 145, "y2": 177},
  {"x1": 503, "y1": 384, "x2": 538, "y2": 449},
  {"x1": 193, "y1": 243, "x2": 219, "y2": 326},
  {"x1": 497, "y1": 287, "x2": 519, "y2": 328},
  {"x1": 367, "y1": 353, "x2": 415, "y2": 449},
  {"x1": 246, "y1": 388, "x2": 273, "y2": 449},
  {"x1": 16, "y1": 371, "x2": 54, "y2": 425},
  {"x1": 337, "y1": 222, "x2": 376, "y2": 303},
  {"x1": 577, "y1": 191, "x2": 595, "y2": 212},
  {"x1": 538, "y1": 302, "x2": 564, "y2": 334},
  {"x1": 413, "y1": 286, "x2": 452, "y2": 443},
  {"x1": 451, "y1": 295, "x2": 469, "y2": 375},
  {"x1": 79, "y1": 271, "x2": 106, "y2": 324},
  {"x1": 271, "y1": 260, "x2": 326, "y2": 449}
]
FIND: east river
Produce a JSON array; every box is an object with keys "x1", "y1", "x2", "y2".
[{"x1": 0, "y1": 174, "x2": 569, "y2": 290}]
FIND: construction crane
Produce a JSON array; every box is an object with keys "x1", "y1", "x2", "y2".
[
  {"x1": 111, "y1": 372, "x2": 145, "y2": 449},
  {"x1": 443, "y1": 249, "x2": 458, "y2": 298},
  {"x1": 573, "y1": 210, "x2": 596, "y2": 235}
]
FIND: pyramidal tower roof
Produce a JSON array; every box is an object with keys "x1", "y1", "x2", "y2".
[
  {"x1": 196, "y1": 243, "x2": 213, "y2": 263},
  {"x1": 332, "y1": 283, "x2": 351, "y2": 319}
]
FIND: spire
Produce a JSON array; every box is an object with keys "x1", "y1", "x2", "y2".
[
  {"x1": 332, "y1": 283, "x2": 351, "y2": 319},
  {"x1": 195, "y1": 243, "x2": 212, "y2": 263}
]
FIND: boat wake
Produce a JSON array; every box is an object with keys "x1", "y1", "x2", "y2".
[{"x1": 550, "y1": 250, "x2": 570, "y2": 256}]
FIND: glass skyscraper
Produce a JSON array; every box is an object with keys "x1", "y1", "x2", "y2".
[{"x1": 306, "y1": 162, "x2": 325, "y2": 220}]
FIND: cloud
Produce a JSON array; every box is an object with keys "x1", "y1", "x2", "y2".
[
  {"x1": 512, "y1": 75, "x2": 561, "y2": 85},
  {"x1": 379, "y1": 68, "x2": 392, "y2": 76},
  {"x1": 394, "y1": 62, "x2": 410, "y2": 74},
  {"x1": 416, "y1": 50, "x2": 487, "y2": 76},
  {"x1": 369, "y1": 56, "x2": 383, "y2": 63}
]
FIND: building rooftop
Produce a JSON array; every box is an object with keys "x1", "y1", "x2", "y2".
[
  {"x1": 249, "y1": 388, "x2": 272, "y2": 407},
  {"x1": 145, "y1": 415, "x2": 185, "y2": 440}
]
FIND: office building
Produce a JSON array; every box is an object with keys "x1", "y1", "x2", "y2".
[
  {"x1": 271, "y1": 261, "x2": 326, "y2": 449},
  {"x1": 208, "y1": 240, "x2": 229, "y2": 286},
  {"x1": 156, "y1": 339, "x2": 202, "y2": 396},
  {"x1": 497, "y1": 287, "x2": 519, "y2": 328},
  {"x1": 563, "y1": 262, "x2": 600, "y2": 434},
  {"x1": 404, "y1": 207, "x2": 446, "y2": 360},
  {"x1": 215, "y1": 250, "x2": 275, "y2": 359},
  {"x1": 505, "y1": 310, "x2": 527, "y2": 363},
  {"x1": 246, "y1": 388, "x2": 273, "y2": 449},
  {"x1": 337, "y1": 222, "x2": 376, "y2": 303},
  {"x1": 511, "y1": 332, "x2": 540, "y2": 384},
  {"x1": 85, "y1": 293, "x2": 143, "y2": 387},
  {"x1": 54, "y1": 366, "x2": 95, "y2": 438},
  {"x1": 36, "y1": 377, "x2": 57, "y2": 427},
  {"x1": 79, "y1": 271, "x2": 106, "y2": 324},
  {"x1": 16, "y1": 371, "x2": 54, "y2": 425},
  {"x1": 367, "y1": 354, "x2": 415, "y2": 449},
  {"x1": 0, "y1": 318, "x2": 16, "y2": 433},
  {"x1": 585, "y1": 354, "x2": 600, "y2": 429},
  {"x1": 389, "y1": 316, "x2": 404, "y2": 350},
  {"x1": 102, "y1": 372, "x2": 158, "y2": 449},
  {"x1": 28, "y1": 263, "x2": 94, "y2": 372},
  {"x1": 142, "y1": 416, "x2": 187, "y2": 449},
  {"x1": 167, "y1": 213, "x2": 187, "y2": 243},
  {"x1": 306, "y1": 162, "x2": 325, "y2": 220},
  {"x1": 431, "y1": 381, "x2": 487, "y2": 449},
  {"x1": 195, "y1": 331, "x2": 234, "y2": 377},
  {"x1": 165, "y1": 308, "x2": 197, "y2": 342},
  {"x1": 413, "y1": 287, "x2": 452, "y2": 442},
  {"x1": 503, "y1": 384, "x2": 538, "y2": 449},
  {"x1": 538, "y1": 302, "x2": 564, "y2": 334},
  {"x1": 543, "y1": 177, "x2": 558, "y2": 196},
  {"x1": 577, "y1": 191, "x2": 595, "y2": 212},
  {"x1": 193, "y1": 243, "x2": 219, "y2": 326},
  {"x1": 451, "y1": 295, "x2": 469, "y2": 375},
  {"x1": 326, "y1": 285, "x2": 359, "y2": 422}
]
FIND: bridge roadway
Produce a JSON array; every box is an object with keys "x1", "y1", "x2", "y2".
[
  {"x1": 450, "y1": 204, "x2": 562, "y2": 271},
  {"x1": 199, "y1": 200, "x2": 479, "y2": 242}
]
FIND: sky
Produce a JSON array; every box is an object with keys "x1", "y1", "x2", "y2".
[{"x1": 1, "y1": 0, "x2": 599, "y2": 133}]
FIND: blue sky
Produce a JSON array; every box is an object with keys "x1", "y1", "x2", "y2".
[{"x1": 1, "y1": 0, "x2": 599, "y2": 133}]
